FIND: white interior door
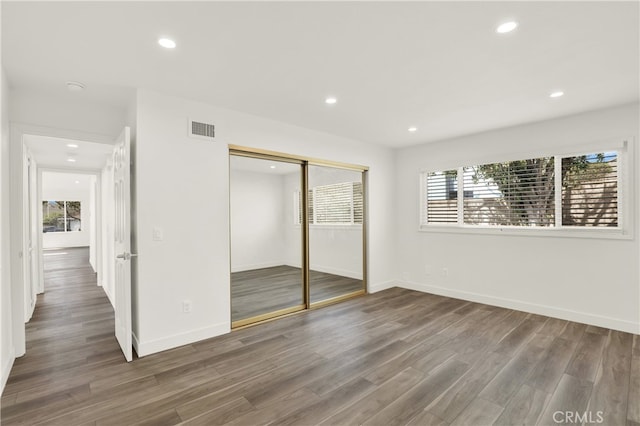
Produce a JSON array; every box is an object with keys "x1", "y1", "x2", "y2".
[{"x1": 113, "y1": 127, "x2": 133, "y2": 361}]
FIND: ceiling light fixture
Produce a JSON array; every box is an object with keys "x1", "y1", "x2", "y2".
[
  {"x1": 75, "y1": 180, "x2": 80, "y2": 184},
  {"x1": 67, "y1": 143, "x2": 79, "y2": 148},
  {"x1": 158, "y1": 38, "x2": 176, "y2": 49},
  {"x1": 325, "y1": 97, "x2": 337, "y2": 105},
  {"x1": 550, "y1": 91, "x2": 564, "y2": 98},
  {"x1": 270, "y1": 165, "x2": 276, "y2": 169},
  {"x1": 496, "y1": 21, "x2": 518, "y2": 34},
  {"x1": 408, "y1": 127, "x2": 418, "y2": 132},
  {"x1": 67, "y1": 158, "x2": 76, "y2": 163},
  {"x1": 66, "y1": 81, "x2": 85, "y2": 92}
]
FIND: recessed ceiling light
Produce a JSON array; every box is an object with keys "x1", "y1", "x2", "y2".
[
  {"x1": 325, "y1": 97, "x2": 337, "y2": 105},
  {"x1": 66, "y1": 81, "x2": 85, "y2": 92},
  {"x1": 270, "y1": 165, "x2": 276, "y2": 169},
  {"x1": 67, "y1": 143, "x2": 79, "y2": 148},
  {"x1": 67, "y1": 158, "x2": 76, "y2": 163},
  {"x1": 408, "y1": 127, "x2": 418, "y2": 132},
  {"x1": 550, "y1": 91, "x2": 564, "y2": 98},
  {"x1": 496, "y1": 21, "x2": 518, "y2": 34},
  {"x1": 75, "y1": 180, "x2": 80, "y2": 184},
  {"x1": 158, "y1": 38, "x2": 176, "y2": 49}
]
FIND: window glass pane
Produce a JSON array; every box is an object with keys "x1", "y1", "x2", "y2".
[
  {"x1": 65, "y1": 201, "x2": 82, "y2": 232},
  {"x1": 42, "y1": 201, "x2": 65, "y2": 233},
  {"x1": 463, "y1": 158, "x2": 555, "y2": 227},
  {"x1": 562, "y1": 152, "x2": 618, "y2": 227},
  {"x1": 424, "y1": 170, "x2": 458, "y2": 224}
]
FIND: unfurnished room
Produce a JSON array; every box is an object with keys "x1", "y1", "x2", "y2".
[{"x1": 0, "y1": 1, "x2": 639, "y2": 425}]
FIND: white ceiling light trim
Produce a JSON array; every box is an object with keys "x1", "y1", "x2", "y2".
[
  {"x1": 550, "y1": 91, "x2": 565, "y2": 98},
  {"x1": 408, "y1": 127, "x2": 417, "y2": 132},
  {"x1": 66, "y1": 143, "x2": 79, "y2": 148},
  {"x1": 496, "y1": 21, "x2": 518, "y2": 34},
  {"x1": 66, "y1": 158, "x2": 77, "y2": 163},
  {"x1": 325, "y1": 97, "x2": 337, "y2": 105},
  {"x1": 158, "y1": 38, "x2": 177, "y2": 49}
]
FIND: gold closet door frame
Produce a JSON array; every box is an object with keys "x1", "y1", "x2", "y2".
[{"x1": 229, "y1": 145, "x2": 368, "y2": 329}]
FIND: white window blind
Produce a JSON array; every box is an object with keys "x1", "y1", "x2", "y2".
[
  {"x1": 295, "y1": 181, "x2": 363, "y2": 225},
  {"x1": 463, "y1": 157, "x2": 555, "y2": 227},
  {"x1": 423, "y1": 170, "x2": 458, "y2": 225},
  {"x1": 561, "y1": 152, "x2": 618, "y2": 227},
  {"x1": 420, "y1": 144, "x2": 625, "y2": 234}
]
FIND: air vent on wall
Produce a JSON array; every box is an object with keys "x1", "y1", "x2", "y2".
[{"x1": 189, "y1": 119, "x2": 215, "y2": 140}]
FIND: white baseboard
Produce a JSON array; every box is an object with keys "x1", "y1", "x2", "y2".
[
  {"x1": 368, "y1": 280, "x2": 397, "y2": 293},
  {"x1": 258, "y1": 262, "x2": 362, "y2": 280},
  {"x1": 231, "y1": 261, "x2": 284, "y2": 273},
  {"x1": 309, "y1": 265, "x2": 362, "y2": 280},
  {"x1": 1, "y1": 347, "x2": 15, "y2": 394},
  {"x1": 133, "y1": 322, "x2": 231, "y2": 357},
  {"x1": 399, "y1": 280, "x2": 640, "y2": 335}
]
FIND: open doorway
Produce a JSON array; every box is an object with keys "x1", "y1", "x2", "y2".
[
  {"x1": 15, "y1": 130, "x2": 134, "y2": 360},
  {"x1": 40, "y1": 171, "x2": 99, "y2": 291}
]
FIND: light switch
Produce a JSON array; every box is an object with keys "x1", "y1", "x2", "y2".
[{"x1": 152, "y1": 227, "x2": 164, "y2": 241}]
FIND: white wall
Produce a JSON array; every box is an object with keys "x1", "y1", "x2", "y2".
[
  {"x1": 9, "y1": 89, "x2": 125, "y2": 139},
  {"x1": 41, "y1": 175, "x2": 91, "y2": 249},
  {"x1": 1, "y1": 65, "x2": 15, "y2": 392},
  {"x1": 133, "y1": 89, "x2": 396, "y2": 356},
  {"x1": 395, "y1": 103, "x2": 640, "y2": 334},
  {"x1": 230, "y1": 169, "x2": 286, "y2": 272}
]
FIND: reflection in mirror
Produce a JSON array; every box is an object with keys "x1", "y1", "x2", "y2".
[
  {"x1": 229, "y1": 155, "x2": 304, "y2": 324},
  {"x1": 307, "y1": 165, "x2": 364, "y2": 304}
]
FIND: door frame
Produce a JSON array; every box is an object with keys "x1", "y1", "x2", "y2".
[
  {"x1": 228, "y1": 145, "x2": 369, "y2": 329},
  {"x1": 9, "y1": 122, "x2": 113, "y2": 357}
]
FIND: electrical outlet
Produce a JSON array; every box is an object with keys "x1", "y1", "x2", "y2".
[
  {"x1": 182, "y1": 300, "x2": 192, "y2": 313},
  {"x1": 402, "y1": 272, "x2": 410, "y2": 281},
  {"x1": 153, "y1": 227, "x2": 164, "y2": 241},
  {"x1": 442, "y1": 268, "x2": 449, "y2": 277},
  {"x1": 425, "y1": 265, "x2": 432, "y2": 275}
]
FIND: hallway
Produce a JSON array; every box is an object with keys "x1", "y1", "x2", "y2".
[{"x1": 1, "y1": 247, "x2": 124, "y2": 423}]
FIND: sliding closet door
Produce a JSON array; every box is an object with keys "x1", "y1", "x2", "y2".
[
  {"x1": 229, "y1": 155, "x2": 305, "y2": 327},
  {"x1": 308, "y1": 165, "x2": 365, "y2": 305}
]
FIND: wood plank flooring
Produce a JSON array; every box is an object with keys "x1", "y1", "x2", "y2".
[
  {"x1": 2, "y1": 247, "x2": 638, "y2": 425},
  {"x1": 231, "y1": 266, "x2": 363, "y2": 321}
]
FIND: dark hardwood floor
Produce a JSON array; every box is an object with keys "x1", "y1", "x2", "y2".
[
  {"x1": 231, "y1": 266, "x2": 363, "y2": 321},
  {"x1": 2, "y1": 248, "x2": 639, "y2": 425}
]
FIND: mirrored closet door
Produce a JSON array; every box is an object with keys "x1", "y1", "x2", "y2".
[
  {"x1": 229, "y1": 155, "x2": 305, "y2": 327},
  {"x1": 230, "y1": 147, "x2": 367, "y2": 328},
  {"x1": 308, "y1": 165, "x2": 365, "y2": 305}
]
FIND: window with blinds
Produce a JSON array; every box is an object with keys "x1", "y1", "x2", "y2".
[
  {"x1": 463, "y1": 157, "x2": 555, "y2": 227},
  {"x1": 295, "y1": 182, "x2": 363, "y2": 225},
  {"x1": 423, "y1": 170, "x2": 458, "y2": 224},
  {"x1": 421, "y1": 145, "x2": 624, "y2": 232},
  {"x1": 562, "y1": 152, "x2": 618, "y2": 227}
]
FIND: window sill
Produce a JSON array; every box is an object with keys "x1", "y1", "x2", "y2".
[{"x1": 419, "y1": 224, "x2": 632, "y2": 240}]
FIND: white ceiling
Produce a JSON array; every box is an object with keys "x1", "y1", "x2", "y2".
[
  {"x1": 3, "y1": 2, "x2": 638, "y2": 147},
  {"x1": 24, "y1": 134, "x2": 113, "y2": 170}
]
